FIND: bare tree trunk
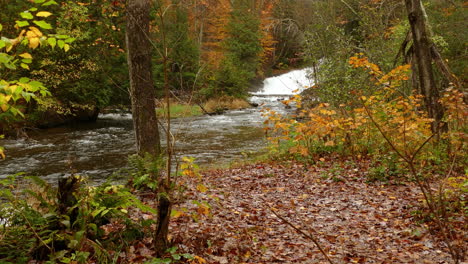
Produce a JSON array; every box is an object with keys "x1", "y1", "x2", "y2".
[
  {"x1": 154, "y1": 192, "x2": 171, "y2": 255},
  {"x1": 404, "y1": 0, "x2": 443, "y2": 132},
  {"x1": 126, "y1": 0, "x2": 161, "y2": 156}
]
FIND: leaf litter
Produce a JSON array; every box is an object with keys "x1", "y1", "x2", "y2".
[{"x1": 166, "y1": 158, "x2": 456, "y2": 263}]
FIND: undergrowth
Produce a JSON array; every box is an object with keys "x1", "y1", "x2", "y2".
[
  {"x1": 263, "y1": 54, "x2": 467, "y2": 262},
  {"x1": 0, "y1": 156, "x2": 208, "y2": 264}
]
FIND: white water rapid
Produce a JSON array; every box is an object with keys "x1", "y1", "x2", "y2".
[{"x1": 252, "y1": 68, "x2": 313, "y2": 96}]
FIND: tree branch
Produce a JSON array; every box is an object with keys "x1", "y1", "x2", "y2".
[{"x1": 263, "y1": 200, "x2": 334, "y2": 264}]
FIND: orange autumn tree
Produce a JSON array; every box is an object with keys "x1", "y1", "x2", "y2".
[
  {"x1": 197, "y1": 0, "x2": 231, "y2": 69},
  {"x1": 257, "y1": 0, "x2": 277, "y2": 76}
]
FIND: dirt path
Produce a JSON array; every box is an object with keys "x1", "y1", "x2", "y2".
[{"x1": 170, "y1": 161, "x2": 453, "y2": 263}]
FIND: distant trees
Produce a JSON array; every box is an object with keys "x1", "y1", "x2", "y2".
[
  {"x1": 152, "y1": 0, "x2": 200, "y2": 96},
  {"x1": 212, "y1": 0, "x2": 262, "y2": 97},
  {"x1": 298, "y1": 0, "x2": 464, "y2": 111}
]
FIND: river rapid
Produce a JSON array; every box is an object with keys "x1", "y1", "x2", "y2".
[{"x1": 0, "y1": 69, "x2": 313, "y2": 182}]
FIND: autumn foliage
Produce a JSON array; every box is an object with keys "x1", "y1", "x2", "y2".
[
  {"x1": 263, "y1": 54, "x2": 467, "y2": 261},
  {"x1": 265, "y1": 55, "x2": 466, "y2": 166}
]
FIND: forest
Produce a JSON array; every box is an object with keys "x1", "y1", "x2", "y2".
[{"x1": 0, "y1": 0, "x2": 466, "y2": 263}]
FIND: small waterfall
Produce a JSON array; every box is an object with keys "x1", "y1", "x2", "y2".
[{"x1": 252, "y1": 68, "x2": 313, "y2": 96}]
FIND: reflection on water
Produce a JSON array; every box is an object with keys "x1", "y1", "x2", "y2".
[{"x1": 0, "y1": 69, "x2": 313, "y2": 182}]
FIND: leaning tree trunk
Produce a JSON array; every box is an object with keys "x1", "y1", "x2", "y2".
[
  {"x1": 404, "y1": 0, "x2": 443, "y2": 133},
  {"x1": 126, "y1": 0, "x2": 161, "y2": 156}
]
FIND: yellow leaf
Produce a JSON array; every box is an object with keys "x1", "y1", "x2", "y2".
[
  {"x1": 1, "y1": 104, "x2": 9, "y2": 112},
  {"x1": 6, "y1": 44, "x2": 13, "y2": 52},
  {"x1": 64, "y1": 43, "x2": 70, "y2": 52},
  {"x1": 171, "y1": 210, "x2": 185, "y2": 218},
  {"x1": 197, "y1": 204, "x2": 210, "y2": 216},
  {"x1": 26, "y1": 30, "x2": 38, "y2": 39},
  {"x1": 0, "y1": 148, "x2": 5, "y2": 159},
  {"x1": 196, "y1": 184, "x2": 208, "y2": 193},
  {"x1": 19, "y1": 52, "x2": 32, "y2": 59},
  {"x1": 29, "y1": 37, "x2": 40, "y2": 49},
  {"x1": 36, "y1": 11, "x2": 52, "y2": 17},
  {"x1": 29, "y1": 26, "x2": 43, "y2": 37},
  {"x1": 3, "y1": 94, "x2": 12, "y2": 102},
  {"x1": 7, "y1": 85, "x2": 17, "y2": 93},
  {"x1": 191, "y1": 256, "x2": 206, "y2": 264}
]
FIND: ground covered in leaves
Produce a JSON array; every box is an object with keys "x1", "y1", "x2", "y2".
[{"x1": 164, "y1": 159, "x2": 456, "y2": 264}]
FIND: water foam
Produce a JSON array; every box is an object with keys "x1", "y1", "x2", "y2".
[{"x1": 252, "y1": 68, "x2": 313, "y2": 96}]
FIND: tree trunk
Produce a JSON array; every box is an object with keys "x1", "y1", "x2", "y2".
[
  {"x1": 154, "y1": 192, "x2": 171, "y2": 255},
  {"x1": 404, "y1": 0, "x2": 443, "y2": 132},
  {"x1": 126, "y1": 0, "x2": 161, "y2": 156}
]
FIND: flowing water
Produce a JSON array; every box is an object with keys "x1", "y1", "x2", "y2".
[{"x1": 0, "y1": 69, "x2": 313, "y2": 182}]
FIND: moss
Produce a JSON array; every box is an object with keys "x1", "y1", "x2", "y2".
[{"x1": 156, "y1": 103, "x2": 203, "y2": 119}]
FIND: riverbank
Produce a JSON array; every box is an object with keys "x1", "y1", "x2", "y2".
[{"x1": 155, "y1": 96, "x2": 254, "y2": 119}]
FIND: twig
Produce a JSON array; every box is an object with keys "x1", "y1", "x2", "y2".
[
  {"x1": 360, "y1": 99, "x2": 460, "y2": 262},
  {"x1": 262, "y1": 200, "x2": 335, "y2": 264}
]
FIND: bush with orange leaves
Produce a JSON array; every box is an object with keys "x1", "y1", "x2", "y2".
[{"x1": 263, "y1": 54, "x2": 466, "y2": 175}]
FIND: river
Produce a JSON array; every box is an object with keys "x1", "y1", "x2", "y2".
[{"x1": 0, "y1": 69, "x2": 313, "y2": 182}]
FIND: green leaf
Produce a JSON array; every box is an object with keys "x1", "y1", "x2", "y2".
[
  {"x1": 65, "y1": 37, "x2": 75, "y2": 43},
  {"x1": 67, "y1": 239, "x2": 78, "y2": 249},
  {"x1": 42, "y1": 0, "x2": 58, "y2": 6},
  {"x1": 33, "y1": 20, "x2": 52, "y2": 29},
  {"x1": 29, "y1": 80, "x2": 45, "y2": 91},
  {"x1": 9, "y1": 107, "x2": 25, "y2": 118},
  {"x1": 47, "y1": 37, "x2": 56, "y2": 48},
  {"x1": 167, "y1": 247, "x2": 177, "y2": 254},
  {"x1": 0, "y1": 24, "x2": 3, "y2": 32},
  {"x1": 57, "y1": 40, "x2": 65, "y2": 49},
  {"x1": 61, "y1": 219, "x2": 70, "y2": 228},
  {"x1": 60, "y1": 257, "x2": 71, "y2": 264},
  {"x1": 19, "y1": 77, "x2": 30, "y2": 83},
  {"x1": 181, "y1": 253, "x2": 193, "y2": 259},
  {"x1": 56, "y1": 35, "x2": 69, "y2": 39},
  {"x1": 20, "y1": 63, "x2": 29, "y2": 70},
  {"x1": 87, "y1": 223, "x2": 98, "y2": 233},
  {"x1": 29, "y1": 7, "x2": 38, "y2": 12},
  {"x1": 21, "y1": 58, "x2": 33, "y2": 64},
  {"x1": 15, "y1": 20, "x2": 30, "y2": 27},
  {"x1": 91, "y1": 208, "x2": 104, "y2": 218},
  {"x1": 101, "y1": 208, "x2": 111, "y2": 216},
  {"x1": 34, "y1": 0, "x2": 46, "y2": 3},
  {"x1": 20, "y1": 12, "x2": 34, "y2": 20},
  {"x1": 21, "y1": 92, "x2": 34, "y2": 102},
  {"x1": 0, "y1": 40, "x2": 5, "y2": 49}
]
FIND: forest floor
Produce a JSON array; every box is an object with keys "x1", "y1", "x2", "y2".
[{"x1": 124, "y1": 157, "x2": 462, "y2": 264}]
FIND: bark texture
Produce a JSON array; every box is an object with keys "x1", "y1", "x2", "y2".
[
  {"x1": 404, "y1": 0, "x2": 443, "y2": 131},
  {"x1": 126, "y1": 0, "x2": 161, "y2": 156},
  {"x1": 155, "y1": 193, "x2": 171, "y2": 255}
]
